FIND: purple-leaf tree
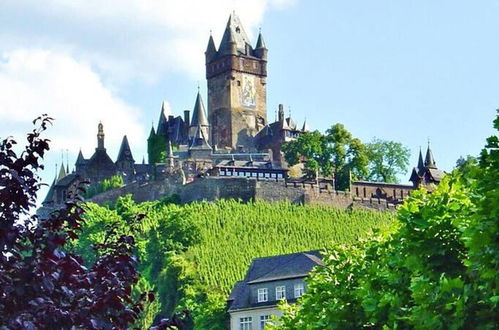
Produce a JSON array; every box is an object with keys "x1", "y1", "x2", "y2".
[{"x1": 0, "y1": 115, "x2": 150, "y2": 329}]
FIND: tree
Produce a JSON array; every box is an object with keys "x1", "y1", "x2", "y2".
[
  {"x1": 272, "y1": 112, "x2": 499, "y2": 329},
  {"x1": 325, "y1": 124, "x2": 368, "y2": 190},
  {"x1": 365, "y1": 138, "x2": 410, "y2": 183},
  {"x1": 0, "y1": 115, "x2": 151, "y2": 329},
  {"x1": 281, "y1": 130, "x2": 332, "y2": 178},
  {"x1": 282, "y1": 124, "x2": 368, "y2": 190}
]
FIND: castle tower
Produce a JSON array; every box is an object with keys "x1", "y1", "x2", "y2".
[
  {"x1": 116, "y1": 135, "x2": 135, "y2": 181},
  {"x1": 97, "y1": 122, "x2": 105, "y2": 150},
  {"x1": 206, "y1": 12, "x2": 268, "y2": 151},
  {"x1": 189, "y1": 90, "x2": 210, "y2": 141}
]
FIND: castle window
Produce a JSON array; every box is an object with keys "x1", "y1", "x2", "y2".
[
  {"x1": 363, "y1": 187, "x2": 366, "y2": 198},
  {"x1": 237, "y1": 80, "x2": 241, "y2": 86},
  {"x1": 260, "y1": 315, "x2": 271, "y2": 329},
  {"x1": 257, "y1": 288, "x2": 268, "y2": 302},
  {"x1": 239, "y1": 317, "x2": 252, "y2": 330},
  {"x1": 276, "y1": 286, "x2": 286, "y2": 300},
  {"x1": 294, "y1": 283, "x2": 304, "y2": 298},
  {"x1": 355, "y1": 187, "x2": 359, "y2": 196}
]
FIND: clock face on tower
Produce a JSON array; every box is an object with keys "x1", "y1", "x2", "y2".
[{"x1": 241, "y1": 75, "x2": 256, "y2": 108}]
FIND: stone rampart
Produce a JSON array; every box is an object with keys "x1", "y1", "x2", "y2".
[{"x1": 88, "y1": 176, "x2": 398, "y2": 211}]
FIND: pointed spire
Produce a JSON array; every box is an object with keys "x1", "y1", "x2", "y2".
[
  {"x1": 42, "y1": 177, "x2": 57, "y2": 205},
  {"x1": 117, "y1": 135, "x2": 135, "y2": 163},
  {"x1": 255, "y1": 30, "x2": 266, "y2": 49},
  {"x1": 424, "y1": 141, "x2": 436, "y2": 168},
  {"x1": 157, "y1": 102, "x2": 168, "y2": 136},
  {"x1": 205, "y1": 32, "x2": 217, "y2": 60},
  {"x1": 148, "y1": 123, "x2": 156, "y2": 139},
  {"x1": 417, "y1": 146, "x2": 424, "y2": 170},
  {"x1": 57, "y1": 162, "x2": 67, "y2": 181},
  {"x1": 218, "y1": 12, "x2": 250, "y2": 56},
  {"x1": 76, "y1": 149, "x2": 85, "y2": 165},
  {"x1": 190, "y1": 90, "x2": 209, "y2": 128},
  {"x1": 302, "y1": 118, "x2": 310, "y2": 132}
]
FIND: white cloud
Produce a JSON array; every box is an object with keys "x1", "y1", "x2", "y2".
[
  {"x1": 0, "y1": 0, "x2": 296, "y2": 82},
  {"x1": 0, "y1": 49, "x2": 144, "y2": 159}
]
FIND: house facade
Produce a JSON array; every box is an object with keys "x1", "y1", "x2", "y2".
[{"x1": 227, "y1": 251, "x2": 323, "y2": 329}]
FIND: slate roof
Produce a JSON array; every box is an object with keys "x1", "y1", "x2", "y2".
[
  {"x1": 218, "y1": 12, "x2": 252, "y2": 56},
  {"x1": 428, "y1": 168, "x2": 445, "y2": 182},
  {"x1": 255, "y1": 31, "x2": 266, "y2": 49},
  {"x1": 54, "y1": 173, "x2": 79, "y2": 188},
  {"x1": 42, "y1": 178, "x2": 56, "y2": 205},
  {"x1": 116, "y1": 135, "x2": 135, "y2": 163},
  {"x1": 189, "y1": 125, "x2": 211, "y2": 150},
  {"x1": 246, "y1": 251, "x2": 323, "y2": 284},
  {"x1": 425, "y1": 144, "x2": 436, "y2": 168},
  {"x1": 190, "y1": 92, "x2": 209, "y2": 128},
  {"x1": 216, "y1": 160, "x2": 272, "y2": 169},
  {"x1": 227, "y1": 251, "x2": 323, "y2": 312}
]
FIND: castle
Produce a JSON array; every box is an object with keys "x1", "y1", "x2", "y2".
[{"x1": 38, "y1": 13, "x2": 444, "y2": 217}]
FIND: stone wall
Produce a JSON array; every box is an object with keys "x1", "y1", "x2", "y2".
[{"x1": 88, "y1": 176, "x2": 398, "y2": 212}]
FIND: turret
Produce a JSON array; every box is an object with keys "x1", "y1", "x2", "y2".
[
  {"x1": 97, "y1": 122, "x2": 105, "y2": 150},
  {"x1": 424, "y1": 142, "x2": 436, "y2": 168},
  {"x1": 254, "y1": 30, "x2": 268, "y2": 60},
  {"x1": 417, "y1": 147, "x2": 424, "y2": 171},
  {"x1": 278, "y1": 104, "x2": 285, "y2": 123},
  {"x1": 302, "y1": 118, "x2": 310, "y2": 132},
  {"x1": 75, "y1": 149, "x2": 86, "y2": 173},
  {"x1": 189, "y1": 90, "x2": 209, "y2": 141},
  {"x1": 205, "y1": 33, "x2": 217, "y2": 62},
  {"x1": 157, "y1": 102, "x2": 169, "y2": 137}
]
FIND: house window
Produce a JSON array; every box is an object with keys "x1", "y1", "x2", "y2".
[
  {"x1": 275, "y1": 286, "x2": 286, "y2": 300},
  {"x1": 257, "y1": 288, "x2": 268, "y2": 302},
  {"x1": 260, "y1": 315, "x2": 271, "y2": 329},
  {"x1": 294, "y1": 283, "x2": 304, "y2": 298},
  {"x1": 239, "y1": 317, "x2": 252, "y2": 330}
]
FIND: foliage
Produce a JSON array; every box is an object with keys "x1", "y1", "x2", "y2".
[
  {"x1": 148, "y1": 130, "x2": 167, "y2": 165},
  {"x1": 282, "y1": 130, "x2": 332, "y2": 178},
  {"x1": 273, "y1": 112, "x2": 499, "y2": 329},
  {"x1": 79, "y1": 198, "x2": 395, "y2": 328},
  {"x1": 84, "y1": 174, "x2": 124, "y2": 198},
  {"x1": 366, "y1": 138, "x2": 410, "y2": 183},
  {"x1": 0, "y1": 116, "x2": 149, "y2": 329},
  {"x1": 282, "y1": 124, "x2": 369, "y2": 190}
]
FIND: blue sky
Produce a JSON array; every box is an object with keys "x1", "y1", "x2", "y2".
[{"x1": 1, "y1": 0, "x2": 497, "y2": 198}]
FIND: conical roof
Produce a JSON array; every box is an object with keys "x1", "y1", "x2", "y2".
[
  {"x1": 42, "y1": 178, "x2": 56, "y2": 205},
  {"x1": 218, "y1": 12, "x2": 251, "y2": 55},
  {"x1": 417, "y1": 147, "x2": 424, "y2": 170},
  {"x1": 255, "y1": 31, "x2": 266, "y2": 49},
  {"x1": 206, "y1": 34, "x2": 217, "y2": 54},
  {"x1": 148, "y1": 125, "x2": 156, "y2": 139},
  {"x1": 302, "y1": 119, "x2": 309, "y2": 132},
  {"x1": 157, "y1": 102, "x2": 169, "y2": 136},
  {"x1": 117, "y1": 135, "x2": 135, "y2": 163},
  {"x1": 76, "y1": 149, "x2": 86, "y2": 165},
  {"x1": 424, "y1": 143, "x2": 436, "y2": 168},
  {"x1": 58, "y1": 162, "x2": 67, "y2": 181},
  {"x1": 190, "y1": 91, "x2": 209, "y2": 127}
]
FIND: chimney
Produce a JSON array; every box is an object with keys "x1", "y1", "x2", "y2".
[{"x1": 184, "y1": 110, "x2": 190, "y2": 127}]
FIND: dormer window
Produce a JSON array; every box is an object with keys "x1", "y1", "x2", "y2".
[
  {"x1": 257, "y1": 288, "x2": 268, "y2": 302},
  {"x1": 275, "y1": 286, "x2": 286, "y2": 300},
  {"x1": 294, "y1": 283, "x2": 304, "y2": 298}
]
